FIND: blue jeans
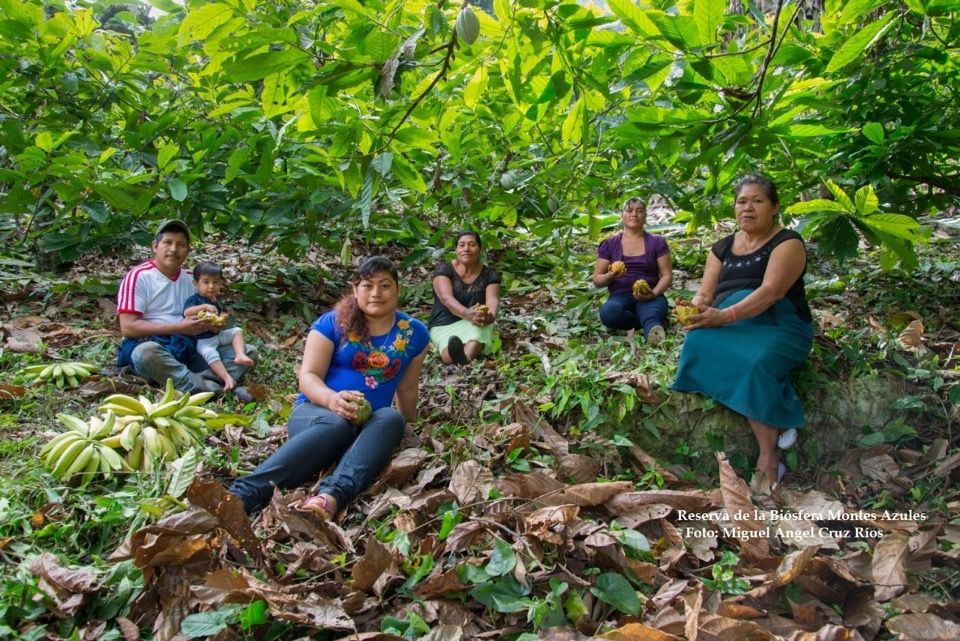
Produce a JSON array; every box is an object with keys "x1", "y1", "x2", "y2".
[
  {"x1": 128, "y1": 340, "x2": 257, "y2": 392},
  {"x1": 600, "y1": 293, "x2": 668, "y2": 339},
  {"x1": 229, "y1": 403, "x2": 405, "y2": 514}
]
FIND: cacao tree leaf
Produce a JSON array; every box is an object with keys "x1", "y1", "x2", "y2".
[
  {"x1": 607, "y1": 0, "x2": 661, "y2": 38},
  {"x1": 824, "y1": 180, "x2": 856, "y2": 211},
  {"x1": 177, "y1": 3, "x2": 236, "y2": 47},
  {"x1": 840, "y1": 0, "x2": 887, "y2": 24},
  {"x1": 167, "y1": 178, "x2": 187, "y2": 202},
  {"x1": 390, "y1": 153, "x2": 427, "y2": 193},
  {"x1": 464, "y1": 65, "x2": 488, "y2": 109},
  {"x1": 859, "y1": 213, "x2": 925, "y2": 241},
  {"x1": 225, "y1": 147, "x2": 251, "y2": 184},
  {"x1": 862, "y1": 121, "x2": 885, "y2": 144},
  {"x1": 825, "y1": 14, "x2": 895, "y2": 73},
  {"x1": 815, "y1": 216, "x2": 861, "y2": 261},
  {"x1": 854, "y1": 185, "x2": 879, "y2": 214},
  {"x1": 372, "y1": 152, "x2": 393, "y2": 177},
  {"x1": 785, "y1": 199, "x2": 849, "y2": 215},
  {"x1": 693, "y1": 0, "x2": 725, "y2": 44},
  {"x1": 157, "y1": 144, "x2": 179, "y2": 173},
  {"x1": 223, "y1": 49, "x2": 310, "y2": 83},
  {"x1": 360, "y1": 164, "x2": 374, "y2": 228},
  {"x1": 648, "y1": 13, "x2": 701, "y2": 50},
  {"x1": 93, "y1": 181, "x2": 154, "y2": 215},
  {"x1": 777, "y1": 123, "x2": 853, "y2": 137},
  {"x1": 562, "y1": 98, "x2": 585, "y2": 145}
]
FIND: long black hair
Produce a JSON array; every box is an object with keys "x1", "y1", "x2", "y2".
[{"x1": 333, "y1": 256, "x2": 400, "y2": 341}]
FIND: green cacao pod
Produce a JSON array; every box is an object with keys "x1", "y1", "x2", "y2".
[
  {"x1": 455, "y1": 7, "x2": 480, "y2": 45},
  {"x1": 499, "y1": 170, "x2": 517, "y2": 190},
  {"x1": 350, "y1": 398, "x2": 372, "y2": 427}
]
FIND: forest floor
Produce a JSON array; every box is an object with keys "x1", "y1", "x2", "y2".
[{"x1": 1, "y1": 221, "x2": 959, "y2": 640}]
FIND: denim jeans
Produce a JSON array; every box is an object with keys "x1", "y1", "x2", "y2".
[
  {"x1": 130, "y1": 341, "x2": 258, "y2": 392},
  {"x1": 229, "y1": 403, "x2": 406, "y2": 514},
  {"x1": 599, "y1": 293, "x2": 668, "y2": 339}
]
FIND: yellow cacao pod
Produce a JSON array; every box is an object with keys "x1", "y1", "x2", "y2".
[
  {"x1": 675, "y1": 304, "x2": 698, "y2": 325},
  {"x1": 609, "y1": 261, "x2": 626, "y2": 276},
  {"x1": 632, "y1": 280, "x2": 651, "y2": 296}
]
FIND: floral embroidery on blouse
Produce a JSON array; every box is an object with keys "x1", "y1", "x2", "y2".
[{"x1": 344, "y1": 319, "x2": 414, "y2": 389}]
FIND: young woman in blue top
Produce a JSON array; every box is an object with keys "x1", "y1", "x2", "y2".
[{"x1": 230, "y1": 257, "x2": 429, "y2": 518}]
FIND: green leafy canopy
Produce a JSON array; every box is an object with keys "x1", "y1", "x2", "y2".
[{"x1": 0, "y1": 0, "x2": 954, "y2": 267}]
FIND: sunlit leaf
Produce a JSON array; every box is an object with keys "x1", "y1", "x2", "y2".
[{"x1": 825, "y1": 13, "x2": 895, "y2": 73}]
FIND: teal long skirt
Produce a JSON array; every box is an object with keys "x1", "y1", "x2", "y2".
[{"x1": 670, "y1": 289, "x2": 813, "y2": 430}]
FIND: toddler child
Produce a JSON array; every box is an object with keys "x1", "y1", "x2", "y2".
[{"x1": 183, "y1": 261, "x2": 254, "y2": 391}]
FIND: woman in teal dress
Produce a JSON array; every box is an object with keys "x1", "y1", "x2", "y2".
[{"x1": 671, "y1": 175, "x2": 813, "y2": 490}]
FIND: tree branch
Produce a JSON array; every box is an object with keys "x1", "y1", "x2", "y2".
[
  {"x1": 379, "y1": 1, "x2": 470, "y2": 150},
  {"x1": 888, "y1": 171, "x2": 960, "y2": 196}
]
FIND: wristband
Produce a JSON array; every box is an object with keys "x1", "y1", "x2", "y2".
[{"x1": 728, "y1": 307, "x2": 737, "y2": 322}]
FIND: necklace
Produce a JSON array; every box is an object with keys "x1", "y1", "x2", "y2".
[{"x1": 365, "y1": 326, "x2": 395, "y2": 353}]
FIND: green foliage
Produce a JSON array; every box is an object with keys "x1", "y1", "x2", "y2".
[
  {"x1": 0, "y1": 0, "x2": 955, "y2": 268},
  {"x1": 701, "y1": 549, "x2": 751, "y2": 595},
  {"x1": 787, "y1": 180, "x2": 929, "y2": 270},
  {"x1": 590, "y1": 572, "x2": 643, "y2": 615}
]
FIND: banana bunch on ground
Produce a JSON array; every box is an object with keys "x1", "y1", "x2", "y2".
[
  {"x1": 39, "y1": 379, "x2": 219, "y2": 482},
  {"x1": 19, "y1": 362, "x2": 96, "y2": 388},
  {"x1": 40, "y1": 411, "x2": 126, "y2": 485},
  {"x1": 98, "y1": 378, "x2": 218, "y2": 473}
]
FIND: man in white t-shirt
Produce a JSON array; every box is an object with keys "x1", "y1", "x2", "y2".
[{"x1": 116, "y1": 220, "x2": 257, "y2": 400}]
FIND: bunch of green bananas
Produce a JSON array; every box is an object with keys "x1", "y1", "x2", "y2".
[
  {"x1": 39, "y1": 411, "x2": 127, "y2": 485},
  {"x1": 98, "y1": 378, "x2": 218, "y2": 473},
  {"x1": 19, "y1": 362, "x2": 96, "y2": 388}
]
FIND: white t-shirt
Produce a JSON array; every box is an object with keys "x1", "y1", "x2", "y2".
[{"x1": 117, "y1": 260, "x2": 196, "y2": 325}]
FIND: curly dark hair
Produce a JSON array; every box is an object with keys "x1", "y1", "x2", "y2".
[{"x1": 333, "y1": 256, "x2": 400, "y2": 342}]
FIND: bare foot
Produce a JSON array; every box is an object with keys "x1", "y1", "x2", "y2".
[
  {"x1": 234, "y1": 353, "x2": 254, "y2": 366},
  {"x1": 302, "y1": 493, "x2": 337, "y2": 520}
]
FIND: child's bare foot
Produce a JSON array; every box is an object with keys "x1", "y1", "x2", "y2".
[{"x1": 234, "y1": 353, "x2": 254, "y2": 366}]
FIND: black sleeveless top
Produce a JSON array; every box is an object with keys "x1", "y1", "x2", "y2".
[
  {"x1": 711, "y1": 229, "x2": 811, "y2": 322},
  {"x1": 428, "y1": 261, "x2": 501, "y2": 328}
]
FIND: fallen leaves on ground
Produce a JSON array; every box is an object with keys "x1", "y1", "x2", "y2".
[{"x1": 81, "y1": 404, "x2": 955, "y2": 641}]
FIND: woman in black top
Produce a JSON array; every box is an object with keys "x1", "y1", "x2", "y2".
[
  {"x1": 428, "y1": 231, "x2": 501, "y2": 365},
  {"x1": 671, "y1": 175, "x2": 813, "y2": 491}
]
